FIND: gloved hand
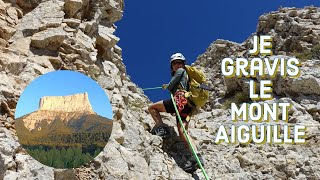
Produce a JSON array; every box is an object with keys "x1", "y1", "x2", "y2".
[{"x1": 162, "y1": 84, "x2": 168, "y2": 90}]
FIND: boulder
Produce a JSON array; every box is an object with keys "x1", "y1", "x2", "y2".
[
  {"x1": 31, "y1": 26, "x2": 69, "y2": 51},
  {"x1": 11, "y1": 0, "x2": 64, "y2": 40},
  {"x1": 0, "y1": 2, "x2": 20, "y2": 40},
  {"x1": 64, "y1": 0, "x2": 82, "y2": 18},
  {"x1": 8, "y1": 37, "x2": 31, "y2": 55},
  {"x1": 16, "y1": 0, "x2": 42, "y2": 10},
  {"x1": 96, "y1": 25, "x2": 119, "y2": 49},
  {"x1": 0, "y1": 51, "x2": 27, "y2": 75}
]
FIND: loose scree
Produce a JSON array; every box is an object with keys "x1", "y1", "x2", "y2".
[{"x1": 215, "y1": 35, "x2": 306, "y2": 144}]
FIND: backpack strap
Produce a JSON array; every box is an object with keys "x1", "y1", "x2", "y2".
[
  {"x1": 186, "y1": 70, "x2": 190, "y2": 91},
  {"x1": 177, "y1": 69, "x2": 189, "y2": 91},
  {"x1": 199, "y1": 83, "x2": 214, "y2": 91}
]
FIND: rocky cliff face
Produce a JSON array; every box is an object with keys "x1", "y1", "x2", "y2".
[
  {"x1": 0, "y1": 1, "x2": 320, "y2": 180},
  {"x1": 39, "y1": 92, "x2": 94, "y2": 113},
  {"x1": 191, "y1": 6, "x2": 320, "y2": 179}
]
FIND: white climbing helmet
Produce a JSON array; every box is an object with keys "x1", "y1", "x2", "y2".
[{"x1": 170, "y1": 53, "x2": 186, "y2": 63}]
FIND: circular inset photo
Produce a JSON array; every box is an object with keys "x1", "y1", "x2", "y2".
[{"x1": 15, "y1": 70, "x2": 113, "y2": 169}]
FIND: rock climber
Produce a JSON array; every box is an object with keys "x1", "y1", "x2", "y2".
[{"x1": 148, "y1": 52, "x2": 204, "y2": 173}]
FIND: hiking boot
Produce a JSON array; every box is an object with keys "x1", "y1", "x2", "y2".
[
  {"x1": 182, "y1": 159, "x2": 197, "y2": 173},
  {"x1": 193, "y1": 153, "x2": 205, "y2": 168},
  {"x1": 151, "y1": 126, "x2": 171, "y2": 139},
  {"x1": 182, "y1": 154, "x2": 205, "y2": 173}
]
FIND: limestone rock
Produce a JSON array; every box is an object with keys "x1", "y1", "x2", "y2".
[
  {"x1": 19, "y1": 110, "x2": 94, "y2": 131},
  {"x1": 74, "y1": 59, "x2": 89, "y2": 71},
  {"x1": 15, "y1": 92, "x2": 100, "y2": 132},
  {"x1": 63, "y1": 18, "x2": 81, "y2": 28},
  {"x1": 0, "y1": 2, "x2": 20, "y2": 40},
  {"x1": 2, "y1": 51, "x2": 28, "y2": 76},
  {"x1": 189, "y1": 6, "x2": 320, "y2": 180},
  {"x1": 2, "y1": 1, "x2": 126, "y2": 179},
  {"x1": 100, "y1": 140, "x2": 130, "y2": 177},
  {"x1": 273, "y1": 65, "x2": 320, "y2": 96},
  {"x1": 0, "y1": 154, "x2": 5, "y2": 180},
  {"x1": 39, "y1": 92, "x2": 94, "y2": 113},
  {"x1": 102, "y1": 61, "x2": 122, "y2": 87},
  {"x1": 0, "y1": 127, "x2": 19, "y2": 156},
  {"x1": 101, "y1": 0, "x2": 124, "y2": 23},
  {"x1": 257, "y1": 7, "x2": 320, "y2": 53},
  {"x1": 26, "y1": 56, "x2": 56, "y2": 72},
  {"x1": 54, "y1": 169, "x2": 78, "y2": 180},
  {"x1": 97, "y1": 76, "x2": 115, "y2": 90},
  {"x1": 8, "y1": 37, "x2": 31, "y2": 55},
  {"x1": 1, "y1": 2, "x2": 320, "y2": 180},
  {"x1": 4, "y1": 153, "x2": 54, "y2": 179},
  {"x1": 11, "y1": 0, "x2": 64, "y2": 40},
  {"x1": 75, "y1": 29, "x2": 95, "y2": 51},
  {"x1": 96, "y1": 25, "x2": 120, "y2": 49},
  {"x1": 0, "y1": 38, "x2": 8, "y2": 49},
  {"x1": 111, "y1": 121, "x2": 124, "y2": 144},
  {"x1": 64, "y1": 0, "x2": 82, "y2": 18},
  {"x1": 31, "y1": 26, "x2": 69, "y2": 51},
  {"x1": 16, "y1": 0, "x2": 42, "y2": 10}
]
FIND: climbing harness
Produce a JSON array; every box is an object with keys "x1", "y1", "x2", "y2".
[
  {"x1": 174, "y1": 91, "x2": 188, "y2": 112},
  {"x1": 170, "y1": 93, "x2": 209, "y2": 180}
]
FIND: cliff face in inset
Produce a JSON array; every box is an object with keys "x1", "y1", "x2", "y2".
[
  {"x1": 15, "y1": 91, "x2": 112, "y2": 168},
  {"x1": 19, "y1": 110, "x2": 89, "y2": 131},
  {"x1": 15, "y1": 111, "x2": 112, "y2": 147},
  {"x1": 17, "y1": 92, "x2": 96, "y2": 131},
  {"x1": 39, "y1": 92, "x2": 94, "y2": 113}
]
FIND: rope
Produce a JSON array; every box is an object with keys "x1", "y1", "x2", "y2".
[
  {"x1": 170, "y1": 93, "x2": 209, "y2": 180},
  {"x1": 142, "y1": 86, "x2": 163, "y2": 91}
]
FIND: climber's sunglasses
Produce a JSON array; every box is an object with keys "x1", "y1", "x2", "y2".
[{"x1": 172, "y1": 61, "x2": 184, "y2": 65}]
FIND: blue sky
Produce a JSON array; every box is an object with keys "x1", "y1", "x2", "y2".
[
  {"x1": 15, "y1": 70, "x2": 112, "y2": 119},
  {"x1": 116, "y1": 1, "x2": 320, "y2": 102}
]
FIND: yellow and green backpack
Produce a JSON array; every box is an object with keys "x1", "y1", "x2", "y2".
[{"x1": 184, "y1": 65, "x2": 210, "y2": 108}]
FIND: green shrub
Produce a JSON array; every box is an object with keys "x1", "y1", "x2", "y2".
[
  {"x1": 294, "y1": 44, "x2": 320, "y2": 61},
  {"x1": 222, "y1": 91, "x2": 251, "y2": 110}
]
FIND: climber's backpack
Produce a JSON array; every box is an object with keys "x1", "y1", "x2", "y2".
[{"x1": 184, "y1": 65, "x2": 210, "y2": 108}]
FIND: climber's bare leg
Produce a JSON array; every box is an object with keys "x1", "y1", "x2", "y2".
[
  {"x1": 177, "y1": 121, "x2": 198, "y2": 154},
  {"x1": 148, "y1": 100, "x2": 166, "y2": 128}
]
